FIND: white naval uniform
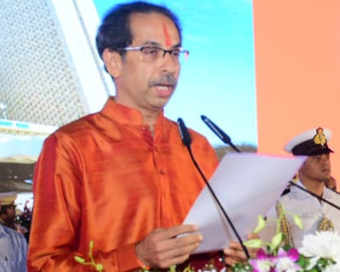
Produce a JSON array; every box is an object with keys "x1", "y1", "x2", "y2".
[{"x1": 261, "y1": 181, "x2": 340, "y2": 248}]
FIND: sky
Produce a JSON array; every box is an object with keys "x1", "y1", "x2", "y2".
[
  {"x1": 0, "y1": 134, "x2": 45, "y2": 158},
  {"x1": 93, "y1": 0, "x2": 257, "y2": 147},
  {"x1": 0, "y1": 0, "x2": 257, "y2": 159}
]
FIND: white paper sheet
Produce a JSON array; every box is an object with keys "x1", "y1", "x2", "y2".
[{"x1": 183, "y1": 153, "x2": 306, "y2": 254}]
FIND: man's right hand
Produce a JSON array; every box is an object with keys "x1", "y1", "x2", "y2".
[{"x1": 135, "y1": 224, "x2": 203, "y2": 269}]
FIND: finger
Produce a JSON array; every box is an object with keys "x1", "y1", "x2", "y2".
[
  {"x1": 144, "y1": 239, "x2": 201, "y2": 269},
  {"x1": 156, "y1": 242, "x2": 201, "y2": 269},
  {"x1": 223, "y1": 247, "x2": 248, "y2": 263},
  {"x1": 247, "y1": 233, "x2": 259, "y2": 240},
  {"x1": 157, "y1": 253, "x2": 191, "y2": 269},
  {"x1": 228, "y1": 241, "x2": 243, "y2": 250},
  {"x1": 147, "y1": 225, "x2": 198, "y2": 244},
  {"x1": 164, "y1": 224, "x2": 199, "y2": 238},
  {"x1": 227, "y1": 240, "x2": 258, "y2": 260},
  {"x1": 248, "y1": 247, "x2": 259, "y2": 259},
  {"x1": 160, "y1": 241, "x2": 201, "y2": 260},
  {"x1": 157, "y1": 232, "x2": 203, "y2": 252},
  {"x1": 224, "y1": 256, "x2": 239, "y2": 266}
]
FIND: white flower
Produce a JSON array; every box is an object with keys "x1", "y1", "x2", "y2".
[
  {"x1": 299, "y1": 231, "x2": 340, "y2": 261},
  {"x1": 253, "y1": 259, "x2": 273, "y2": 272},
  {"x1": 323, "y1": 262, "x2": 340, "y2": 272},
  {"x1": 275, "y1": 258, "x2": 300, "y2": 272},
  {"x1": 274, "y1": 248, "x2": 302, "y2": 272}
]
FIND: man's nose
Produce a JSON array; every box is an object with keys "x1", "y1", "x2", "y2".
[
  {"x1": 160, "y1": 53, "x2": 179, "y2": 74},
  {"x1": 320, "y1": 156, "x2": 331, "y2": 165}
]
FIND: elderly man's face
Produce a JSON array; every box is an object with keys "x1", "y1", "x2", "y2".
[{"x1": 112, "y1": 12, "x2": 181, "y2": 115}]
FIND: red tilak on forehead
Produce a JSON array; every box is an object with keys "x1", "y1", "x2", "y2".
[{"x1": 162, "y1": 22, "x2": 172, "y2": 46}]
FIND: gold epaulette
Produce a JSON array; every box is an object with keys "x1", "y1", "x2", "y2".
[
  {"x1": 317, "y1": 216, "x2": 334, "y2": 232},
  {"x1": 276, "y1": 201, "x2": 295, "y2": 247}
]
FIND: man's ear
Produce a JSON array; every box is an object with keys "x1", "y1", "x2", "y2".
[{"x1": 102, "y1": 49, "x2": 122, "y2": 79}]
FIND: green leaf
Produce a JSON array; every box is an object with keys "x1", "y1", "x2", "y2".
[
  {"x1": 270, "y1": 232, "x2": 283, "y2": 251},
  {"x1": 253, "y1": 215, "x2": 267, "y2": 234},
  {"x1": 74, "y1": 256, "x2": 85, "y2": 264},
  {"x1": 293, "y1": 215, "x2": 304, "y2": 229},
  {"x1": 297, "y1": 254, "x2": 309, "y2": 270},
  {"x1": 169, "y1": 265, "x2": 177, "y2": 272},
  {"x1": 183, "y1": 265, "x2": 195, "y2": 272},
  {"x1": 95, "y1": 263, "x2": 104, "y2": 271},
  {"x1": 243, "y1": 238, "x2": 262, "y2": 248},
  {"x1": 231, "y1": 263, "x2": 253, "y2": 272}
]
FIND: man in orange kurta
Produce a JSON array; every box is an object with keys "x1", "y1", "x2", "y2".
[{"x1": 28, "y1": 2, "x2": 235, "y2": 271}]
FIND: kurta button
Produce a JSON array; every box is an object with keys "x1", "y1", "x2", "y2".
[
  {"x1": 160, "y1": 168, "x2": 166, "y2": 174},
  {"x1": 154, "y1": 146, "x2": 159, "y2": 152}
]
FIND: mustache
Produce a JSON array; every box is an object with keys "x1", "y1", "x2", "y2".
[
  {"x1": 149, "y1": 74, "x2": 177, "y2": 87},
  {"x1": 321, "y1": 166, "x2": 331, "y2": 172}
]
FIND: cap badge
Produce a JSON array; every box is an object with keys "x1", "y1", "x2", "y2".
[{"x1": 313, "y1": 127, "x2": 326, "y2": 146}]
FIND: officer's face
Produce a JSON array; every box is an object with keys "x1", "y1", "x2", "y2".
[{"x1": 300, "y1": 153, "x2": 331, "y2": 182}]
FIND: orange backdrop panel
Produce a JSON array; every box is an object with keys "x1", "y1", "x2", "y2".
[{"x1": 253, "y1": 0, "x2": 340, "y2": 185}]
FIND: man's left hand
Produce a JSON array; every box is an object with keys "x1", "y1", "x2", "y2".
[{"x1": 223, "y1": 233, "x2": 259, "y2": 266}]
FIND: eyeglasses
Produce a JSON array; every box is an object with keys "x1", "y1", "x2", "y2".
[{"x1": 118, "y1": 46, "x2": 189, "y2": 63}]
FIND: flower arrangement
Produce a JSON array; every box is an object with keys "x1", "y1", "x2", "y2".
[
  {"x1": 73, "y1": 204, "x2": 340, "y2": 272},
  {"x1": 231, "y1": 207, "x2": 340, "y2": 272},
  {"x1": 74, "y1": 249, "x2": 216, "y2": 272},
  {"x1": 140, "y1": 264, "x2": 219, "y2": 272}
]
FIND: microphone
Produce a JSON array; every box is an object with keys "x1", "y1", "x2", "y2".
[
  {"x1": 200, "y1": 116, "x2": 340, "y2": 212},
  {"x1": 177, "y1": 117, "x2": 192, "y2": 146},
  {"x1": 177, "y1": 118, "x2": 250, "y2": 261},
  {"x1": 201, "y1": 115, "x2": 241, "y2": 153}
]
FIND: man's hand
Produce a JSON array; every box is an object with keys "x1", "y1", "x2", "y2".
[
  {"x1": 135, "y1": 224, "x2": 203, "y2": 269},
  {"x1": 223, "y1": 233, "x2": 259, "y2": 266}
]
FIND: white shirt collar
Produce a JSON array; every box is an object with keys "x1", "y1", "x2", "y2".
[{"x1": 290, "y1": 180, "x2": 327, "y2": 199}]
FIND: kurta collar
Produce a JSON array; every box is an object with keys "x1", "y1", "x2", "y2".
[
  {"x1": 101, "y1": 97, "x2": 166, "y2": 127},
  {"x1": 96, "y1": 97, "x2": 171, "y2": 143}
]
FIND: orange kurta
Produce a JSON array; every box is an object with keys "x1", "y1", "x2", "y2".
[{"x1": 28, "y1": 98, "x2": 220, "y2": 271}]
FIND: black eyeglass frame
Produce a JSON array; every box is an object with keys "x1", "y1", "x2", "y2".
[{"x1": 117, "y1": 46, "x2": 189, "y2": 60}]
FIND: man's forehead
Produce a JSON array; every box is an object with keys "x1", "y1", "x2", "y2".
[
  {"x1": 162, "y1": 22, "x2": 172, "y2": 46},
  {"x1": 129, "y1": 12, "x2": 180, "y2": 46},
  {"x1": 308, "y1": 153, "x2": 330, "y2": 160}
]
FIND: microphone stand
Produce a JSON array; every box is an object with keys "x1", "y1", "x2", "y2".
[{"x1": 177, "y1": 118, "x2": 250, "y2": 262}]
